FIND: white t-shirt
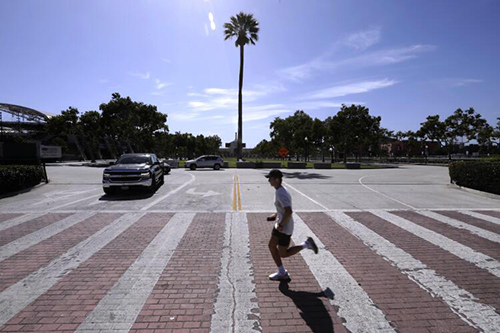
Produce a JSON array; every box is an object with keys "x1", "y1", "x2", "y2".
[{"x1": 274, "y1": 186, "x2": 294, "y2": 235}]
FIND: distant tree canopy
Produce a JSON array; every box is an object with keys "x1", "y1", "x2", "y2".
[
  {"x1": 266, "y1": 105, "x2": 386, "y2": 162},
  {"x1": 257, "y1": 104, "x2": 499, "y2": 161},
  {"x1": 44, "y1": 93, "x2": 222, "y2": 160}
]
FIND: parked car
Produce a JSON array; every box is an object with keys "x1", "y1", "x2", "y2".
[
  {"x1": 159, "y1": 159, "x2": 171, "y2": 174},
  {"x1": 185, "y1": 155, "x2": 224, "y2": 170},
  {"x1": 102, "y1": 153, "x2": 164, "y2": 195}
]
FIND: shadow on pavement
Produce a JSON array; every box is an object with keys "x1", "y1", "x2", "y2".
[
  {"x1": 281, "y1": 171, "x2": 332, "y2": 180},
  {"x1": 98, "y1": 186, "x2": 163, "y2": 201},
  {"x1": 279, "y1": 282, "x2": 335, "y2": 332}
]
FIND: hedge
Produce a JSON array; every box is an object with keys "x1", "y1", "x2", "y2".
[
  {"x1": 449, "y1": 161, "x2": 500, "y2": 195},
  {"x1": 0, "y1": 165, "x2": 44, "y2": 194}
]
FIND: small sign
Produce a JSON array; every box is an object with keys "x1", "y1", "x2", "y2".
[
  {"x1": 278, "y1": 146, "x2": 289, "y2": 157},
  {"x1": 40, "y1": 145, "x2": 62, "y2": 159}
]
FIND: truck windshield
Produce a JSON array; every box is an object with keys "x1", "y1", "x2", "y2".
[{"x1": 117, "y1": 156, "x2": 151, "y2": 164}]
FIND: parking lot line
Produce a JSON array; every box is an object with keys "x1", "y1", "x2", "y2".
[
  {"x1": 358, "y1": 175, "x2": 417, "y2": 209},
  {"x1": 232, "y1": 174, "x2": 237, "y2": 211},
  {"x1": 140, "y1": 173, "x2": 195, "y2": 211},
  {"x1": 237, "y1": 174, "x2": 242, "y2": 211}
]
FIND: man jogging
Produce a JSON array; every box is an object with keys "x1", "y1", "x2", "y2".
[{"x1": 266, "y1": 169, "x2": 318, "y2": 281}]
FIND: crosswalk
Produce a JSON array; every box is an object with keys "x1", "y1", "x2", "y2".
[{"x1": 0, "y1": 209, "x2": 499, "y2": 332}]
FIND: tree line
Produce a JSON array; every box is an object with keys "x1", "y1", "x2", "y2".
[
  {"x1": 45, "y1": 93, "x2": 221, "y2": 161},
  {"x1": 253, "y1": 104, "x2": 500, "y2": 162}
]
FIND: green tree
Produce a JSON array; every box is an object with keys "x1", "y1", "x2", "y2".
[
  {"x1": 46, "y1": 107, "x2": 87, "y2": 160},
  {"x1": 270, "y1": 117, "x2": 294, "y2": 159},
  {"x1": 100, "y1": 93, "x2": 167, "y2": 153},
  {"x1": 223, "y1": 12, "x2": 259, "y2": 161},
  {"x1": 325, "y1": 104, "x2": 382, "y2": 163},
  {"x1": 418, "y1": 115, "x2": 445, "y2": 148},
  {"x1": 311, "y1": 118, "x2": 326, "y2": 162},
  {"x1": 442, "y1": 108, "x2": 487, "y2": 159},
  {"x1": 79, "y1": 111, "x2": 103, "y2": 162}
]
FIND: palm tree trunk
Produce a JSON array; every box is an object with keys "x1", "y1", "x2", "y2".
[{"x1": 237, "y1": 44, "x2": 244, "y2": 161}]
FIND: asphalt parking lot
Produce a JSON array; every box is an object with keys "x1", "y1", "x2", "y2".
[
  {"x1": 0, "y1": 164, "x2": 499, "y2": 213},
  {"x1": 0, "y1": 165, "x2": 499, "y2": 333}
]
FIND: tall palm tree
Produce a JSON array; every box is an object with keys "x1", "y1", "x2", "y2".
[{"x1": 223, "y1": 12, "x2": 259, "y2": 161}]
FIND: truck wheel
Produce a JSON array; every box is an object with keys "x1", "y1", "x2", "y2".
[
  {"x1": 148, "y1": 176, "x2": 157, "y2": 193},
  {"x1": 214, "y1": 164, "x2": 220, "y2": 170},
  {"x1": 190, "y1": 164, "x2": 197, "y2": 170}
]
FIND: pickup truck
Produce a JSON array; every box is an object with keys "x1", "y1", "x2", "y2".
[{"x1": 102, "y1": 153, "x2": 164, "y2": 195}]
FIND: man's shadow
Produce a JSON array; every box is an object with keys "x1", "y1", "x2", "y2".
[{"x1": 279, "y1": 282, "x2": 335, "y2": 333}]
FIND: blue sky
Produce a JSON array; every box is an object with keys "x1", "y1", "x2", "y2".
[{"x1": 1, "y1": 0, "x2": 499, "y2": 147}]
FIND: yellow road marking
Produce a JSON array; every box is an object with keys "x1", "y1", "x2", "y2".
[
  {"x1": 232, "y1": 174, "x2": 237, "y2": 211},
  {"x1": 237, "y1": 174, "x2": 242, "y2": 211}
]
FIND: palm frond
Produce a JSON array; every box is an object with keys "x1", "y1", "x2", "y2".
[{"x1": 223, "y1": 12, "x2": 260, "y2": 47}]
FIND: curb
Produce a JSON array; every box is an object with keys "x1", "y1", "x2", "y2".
[
  {"x1": 0, "y1": 181, "x2": 47, "y2": 200},
  {"x1": 448, "y1": 183, "x2": 500, "y2": 200}
]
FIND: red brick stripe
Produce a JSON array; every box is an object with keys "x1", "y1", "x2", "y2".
[
  {"x1": 0, "y1": 213, "x2": 72, "y2": 247},
  {"x1": 475, "y1": 210, "x2": 500, "y2": 219},
  {"x1": 247, "y1": 213, "x2": 348, "y2": 333},
  {"x1": 348, "y1": 211, "x2": 500, "y2": 316},
  {"x1": 393, "y1": 211, "x2": 500, "y2": 261},
  {"x1": 436, "y1": 211, "x2": 500, "y2": 234},
  {"x1": 300, "y1": 212, "x2": 477, "y2": 333},
  {"x1": 0, "y1": 214, "x2": 22, "y2": 223},
  {"x1": 0, "y1": 213, "x2": 173, "y2": 333},
  {"x1": 130, "y1": 213, "x2": 225, "y2": 333},
  {"x1": 0, "y1": 213, "x2": 122, "y2": 293}
]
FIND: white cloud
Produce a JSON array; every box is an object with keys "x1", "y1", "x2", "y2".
[
  {"x1": 344, "y1": 27, "x2": 381, "y2": 50},
  {"x1": 129, "y1": 71, "x2": 150, "y2": 79},
  {"x1": 304, "y1": 79, "x2": 397, "y2": 100},
  {"x1": 161, "y1": 58, "x2": 171, "y2": 63},
  {"x1": 293, "y1": 101, "x2": 354, "y2": 110},
  {"x1": 279, "y1": 44, "x2": 435, "y2": 82},
  {"x1": 187, "y1": 92, "x2": 209, "y2": 97},
  {"x1": 450, "y1": 78, "x2": 483, "y2": 87},
  {"x1": 155, "y1": 79, "x2": 171, "y2": 90},
  {"x1": 204, "y1": 24, "x2": 209, "y2": 36}
]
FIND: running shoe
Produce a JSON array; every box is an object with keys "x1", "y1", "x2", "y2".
[
  {"x1": 307, "y1": 237, "x2": 319, "y2": 254},
  {"x1": 269, "y1": 270, "x2": 290, "y2": 281}
]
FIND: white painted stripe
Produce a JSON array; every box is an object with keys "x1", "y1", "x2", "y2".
[
  {"x1": 0, "y1": 211, "x2": 96, "y2": 262},
  {"x1": 292, "y1": 213, "x2": 396, "y2": 333},
  {"x1": 49, "y1": 193, "x2": 103, "y2": 211},
  {"x1": 328, "y1": 211, "x2": 500, "y2": 332},
  {"x1": 76, "y1": 213, "x2": 195, "y2": 332},
  {"x1": 0, "y1": 212, "x2": 145, "y2": 327},
  {"x1": 459, "y1": 210, "x2": 500, "y2": 226},
  {"x1": 0, "y1": 213, "x2": 46, "y2": 232},
  {"x1": 210, "y1": 213, "x2": 260, "y2": 333},
  {"x1": 358, "y1": 176, "x2": 416, "y2": 209},
  {"x1": 140, "y1": 173, "x2": 196, "y2": 211},
  {"x1": 283, "y1": 181, "x2": 330, "y2": 210},
  {"x1": 31, "y1": 188, "x2": 101, "y2": 206},
  {"x1": 417, "y1": 210, "x2": 500, "y2": 244},
  {"x1": 371, "y1": 210, "x2": 500, "y2": 279}
]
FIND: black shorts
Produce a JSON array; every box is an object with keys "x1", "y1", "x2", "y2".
[{"x1": 272, "y1": 228, "x2": 291, "y2": 247}]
